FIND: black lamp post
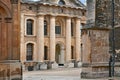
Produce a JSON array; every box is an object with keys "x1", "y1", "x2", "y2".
[{"x1": 110, "y1": 0, "x2": 116, "y2": 77}]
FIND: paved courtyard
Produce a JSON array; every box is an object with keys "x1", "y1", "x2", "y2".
[
  {"x1": 23, "y1": 68, "x2": 80, "y2": 80},
  {"x1": 23, "y1": 68, "x2": 120, "y2": 80}
]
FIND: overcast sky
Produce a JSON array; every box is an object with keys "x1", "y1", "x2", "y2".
[{"x1": 80, "y1": 0, "x2": 86, "y2": 5}]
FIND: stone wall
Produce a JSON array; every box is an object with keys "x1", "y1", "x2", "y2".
[
  {"x1": 0, "y1": 0, "x2": 20, "y2": 60},
  {"x1": 81, "y1": 29, "x2": 110, "y2": 78}
]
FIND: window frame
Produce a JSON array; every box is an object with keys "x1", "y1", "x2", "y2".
[
  {"x1": 25, "y1": 17, "x2": 36, "y2": 36},
  {"x1": 26, "y1": 19, "x2": 33, "y2": 35}
]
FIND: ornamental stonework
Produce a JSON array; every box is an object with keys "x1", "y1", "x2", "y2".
[{"x1": 21, "y1": 4, "x2": 84, "y2": 17}]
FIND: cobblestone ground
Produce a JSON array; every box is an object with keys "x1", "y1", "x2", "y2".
[{"x1": 23, "y1": 68, "x2": 120, "y2": 80}]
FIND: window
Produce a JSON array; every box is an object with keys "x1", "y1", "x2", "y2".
[
  {"x1": 26, "y1": 43, "x2": 33, "y2": 61},
  {"x1": 44, "y1": 20, "x2": 47, "y2": 35},
  {"x1": 26, "y1": 19, "x2": 33, "y2": 35},
  {"x1": 58, "y1": 0, "x2": 65, "y2": 5},
  {"x1": 55, "y1": 26, "x2": 61, "y2": 34},
  {"x1": 44, "y1": 46, "x2": 48, "y2": 60},
  {"x1": 71, "y1": 22, "x2": 73, "y2": 36},
  {"x1": 71, "y1": 46, "x2": 74, "y2": 59}
]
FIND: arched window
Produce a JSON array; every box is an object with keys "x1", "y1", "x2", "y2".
[
  {"x1": 58, "y1": 0, "x2": 65, "y2": 5},
  {"x1": 26, "y1": 43, "x2": 33, "y2": 61},
  {"x1": 44, "y1": 20, "x2": 47, "y2": 35},
  {"x1": 26, "y1": 19, "x2": 33, "y2": 35},
  {"x1": 44, "y1": 46, "x2": 48, "y2": 60},
  {"x1": 71, "y1": 46, "x2": 74, "y2": 59}
]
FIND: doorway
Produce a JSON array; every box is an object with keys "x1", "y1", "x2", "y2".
[{"x1": 55, "y1": 43, "x2": 64, "y2": 66}]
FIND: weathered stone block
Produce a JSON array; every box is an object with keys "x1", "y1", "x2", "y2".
[
  {"x1": 65, "y1": 62, "x2": 74, "y2": 68},
  {"x1": 40, "y1": 63, "x2": 47, "y2": 70},
  {"x1": 51, "y1": 62, "x2": 58, "y2": 69}
]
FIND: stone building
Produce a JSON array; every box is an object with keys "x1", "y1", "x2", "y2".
[
  {"x1": 0, "y1": 0, "x2": 21, "y2": 79},
  {"x1": 20, "y1": 0, "x2": 86, "y2": 71},
  {"x1": 81, "y1": 0, "x2": 110, "y2": 78},
  {"x1": 81, "y1": 0, "x2": 120, "y2": 78}
]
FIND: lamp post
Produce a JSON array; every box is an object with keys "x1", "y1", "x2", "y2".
[{"x1": 111, "y1": 0, "x2": 115, "y2": 77}]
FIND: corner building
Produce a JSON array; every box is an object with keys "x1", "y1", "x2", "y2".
[{"x1": 20, "y1": 0, "x2": 86, "y2": 71}]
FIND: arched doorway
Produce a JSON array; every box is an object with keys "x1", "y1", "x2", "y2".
[{"x1": 55, "y1": 43, "x2": 65, "y2": 66}]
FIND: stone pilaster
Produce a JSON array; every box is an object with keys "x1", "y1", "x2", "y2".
[
  {"x1": 37, "y1": 15, "x2": 44, "y2": 62},
  {"x1": 75, "y1": 18, "x2": 82, "y2": 67},
  {"x1": 20, "y1": 14, "x2": 25, "y2": 62},
  {"x1": 50, "y1": 16, "x2": 56, "y2": 62},
  {"x1": 65, "y1": 17, "x2": 74, "y2": 68},
  {"x1": 48, "y1": 16, "x2": 58, "y2": 69},
  {"x1": 75, "y1": 18, "x2": 81, "y2": 61},
  {"x1": 66, "y1": 17, "x2": 71, "y2": 62}
]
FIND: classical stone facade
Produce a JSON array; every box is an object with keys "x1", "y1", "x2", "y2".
[{"x1": 20, "y1": 0, "x2": 86, "y2": 71}]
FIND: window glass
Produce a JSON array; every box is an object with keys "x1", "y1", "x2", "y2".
[
  {"x1": 44, "y1": 46, "x2": 48, "y2": 60},
  {"x1": 58, "y1": 0, "x2": 65, "y2": 5},
  {"x1": 26, "y1": 43, "x2": 33, "y2": 61},
  {"x1": 71, "y1": 46, "x2": 74, "y2": 59},
  {"x1": 27, "y1": 19, "x2": 33, "y2": 35},
  {"x1": 71, "y1": 22, "x2": 74, "y2": 36},
  {"x1": 55, "y1": 26, "x2": 61, "y2": 34},
  {"x1": 44, "y1": 20, "x2": 47, "y2": 35}
]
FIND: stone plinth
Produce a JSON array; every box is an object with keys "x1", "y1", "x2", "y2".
[
  {"x1": 81, "y1": 0, "x2": 111, "y2": 78},
  {"x1": 81, "y1": 62, "x2": 109, "y2": 78},
  {"x1": 0, "y1": 60, "x2": 22, "y2": 80},
  {"x1": 81, "y1": 29, "x2": 110, "y2": 78},
  {"x1": 47, "y1": 61, "x2": 58, "y2": 69}
]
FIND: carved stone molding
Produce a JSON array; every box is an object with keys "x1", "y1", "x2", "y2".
[
  {"x1": 10, "y1": 0, "x2": 18, "y2": 4},
  {"x1": 4, "y1": 17, "x2": 12, "y2": 23},
  {"x1": 21, "y1": 4, "x2": 83, "y2": 17}
]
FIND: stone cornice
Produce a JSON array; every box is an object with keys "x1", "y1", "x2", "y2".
[{"x1": 21, "y1": 2, "x2": 86, "y2": 10}]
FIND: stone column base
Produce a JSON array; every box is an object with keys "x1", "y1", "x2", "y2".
[
  {"x1": 74, "y1": 61, "x2": 82, "y2": 68},
  {"x1": 47, "y1": 61, "x2": 58, "y2": 69},
  {"x1": 36, "y1": 62, "x2": 43, "y2": 70},
  {"x1": 64, "y1": 62, "x2": 74, "y2": 68},
  {"x1": 40, "y1": 63, "x2": 47, "y2": 70}
]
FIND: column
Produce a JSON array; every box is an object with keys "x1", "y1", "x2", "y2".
[
  {"x1": 75, "y1": 18, "x2": 81, "y2": 61},
  {"x1": 74, "y1": 18, "x2": 82, "y2": 68},
  {"x1": 37, "y1": 15, "x2": 44, "y2": 62},
  {"x1": 66, "y1": 17, "x2": 71, "y2": 62},
  {"x1": 50, "y1": 16, "x2": 55, "y2": 62}
]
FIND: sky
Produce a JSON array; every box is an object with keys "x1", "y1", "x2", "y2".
[{"x1": 80, "y1": 0, "x2": 86, "y2": 5}]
